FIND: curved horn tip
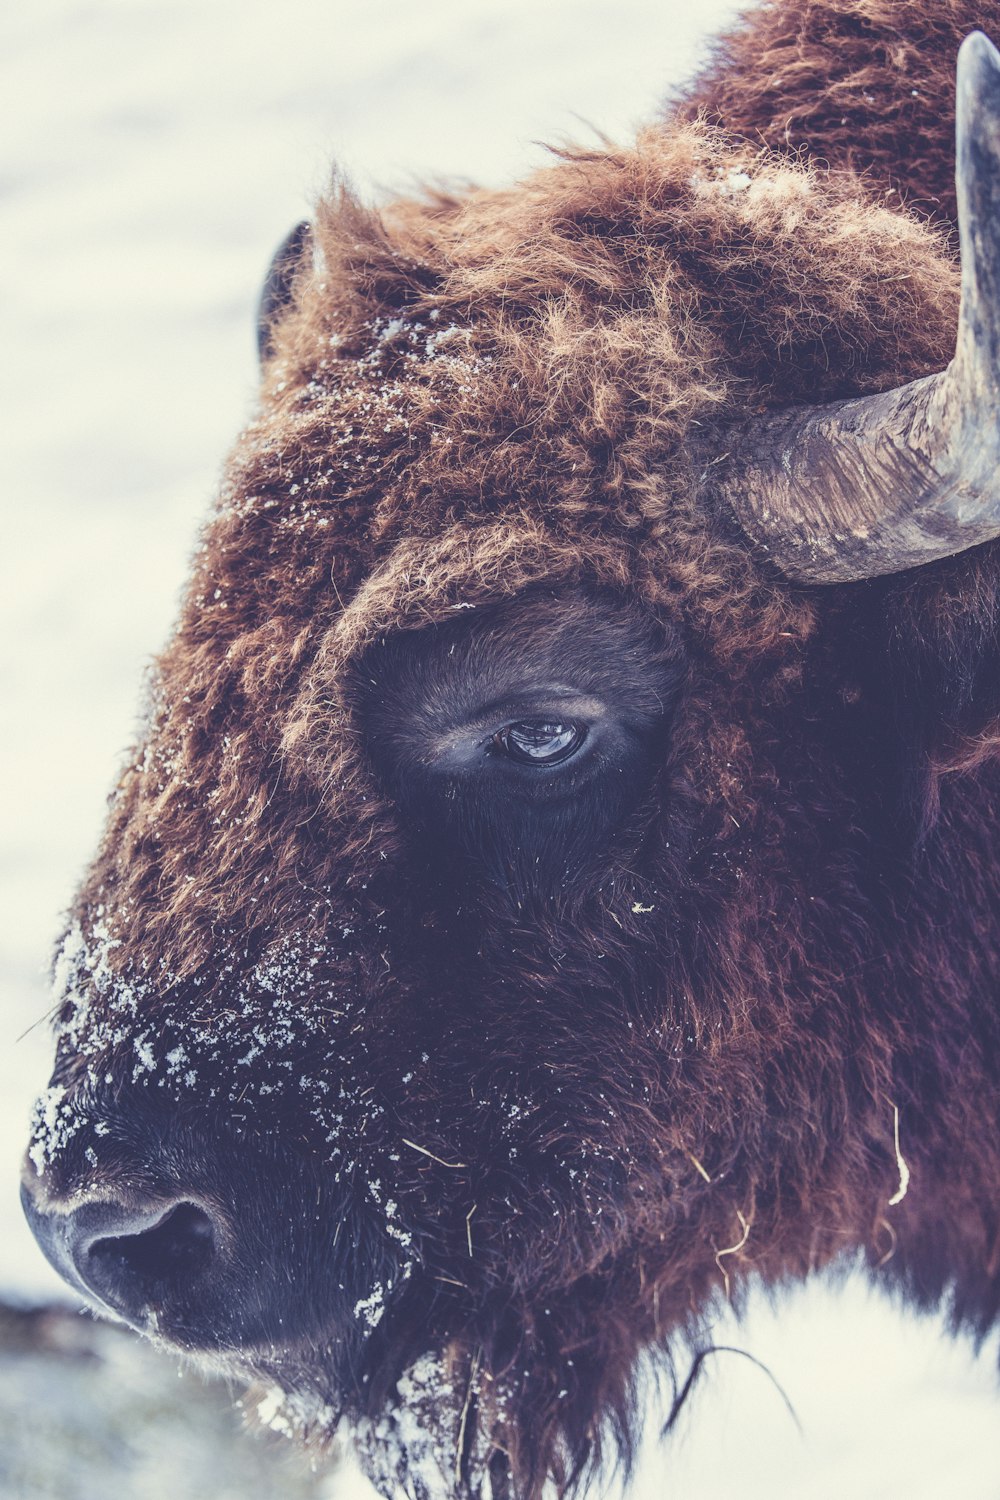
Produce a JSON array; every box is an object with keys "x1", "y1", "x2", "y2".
[
  {"x1": 958, "y1": 29, "x2": 1000, "y2": 71},
  {"x1": 957, "y1": 30, "x2": 1000, "y2": 112},
  {"x1": 955, "y1": 28, "x2": 1000, "y2": 363}
]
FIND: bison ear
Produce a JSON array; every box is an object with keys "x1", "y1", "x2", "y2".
[{"x1": 257, "y1": 220, "x2": 312, "y2": 365}]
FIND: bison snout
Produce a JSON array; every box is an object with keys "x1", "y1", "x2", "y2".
[{"x1": 21, "y1": 1186, "x2": 223, "y2": 1334}]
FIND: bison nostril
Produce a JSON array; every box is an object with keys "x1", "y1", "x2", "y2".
[
  {"x1": 20, "y1": 1184, "x2": 224, "y2": 1330},
  {"x1": 88, "y1": 1201, "x2": 216, "y2": 1287}
]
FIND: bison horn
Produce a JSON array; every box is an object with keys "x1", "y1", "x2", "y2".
[{"x1": 718, "y1": 31, "x2": 1000, "y2": 584}]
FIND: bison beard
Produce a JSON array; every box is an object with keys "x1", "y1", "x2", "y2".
[{"x1": 19, "y1": 3, "x2": 1000, "y2": 1497}]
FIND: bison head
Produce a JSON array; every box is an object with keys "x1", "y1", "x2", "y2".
[{"x1": 21, "y1": 24, "x2": 1000, "y2": 1500}]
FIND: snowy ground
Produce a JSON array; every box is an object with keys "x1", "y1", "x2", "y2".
[
  {"x1": 0, "y1": 1303, "x2": 341, "y2": 1500},
  {"x1": 3, "y1": 0, "x2": 999, "y2": 1494}
]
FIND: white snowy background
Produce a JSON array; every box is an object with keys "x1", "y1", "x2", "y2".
[{"x1": 3, "y1": 0, "x2": 999, "y2": 1494}]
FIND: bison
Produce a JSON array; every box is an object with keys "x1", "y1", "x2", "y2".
[{"x1": 20, "y1": 1, "x2": 1000, "y2": 1494}]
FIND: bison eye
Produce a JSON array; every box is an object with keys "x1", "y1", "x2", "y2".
[
  {"x1": 492, "y1": 719, "x2": 586, "y2": 766},
  {"x1": 350, "y1": 590, "x2": 687, "y2": 893}
]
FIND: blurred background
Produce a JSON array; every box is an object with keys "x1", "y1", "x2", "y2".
[{"x1": 3, "y1": 1, "x2": 999, "y2": 1495}]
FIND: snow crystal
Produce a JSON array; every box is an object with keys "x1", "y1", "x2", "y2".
[
  {"x1": 353, "y1": 1285, "x2": 388, "y2": 1329},
  {"x1": 690, "y1": 165, "x2": 755, "y2": 198},
  {"x1": 255, "y1": 1385, "x2": 288, "y2": 1433},
  {"x1": 27, "y1": 1084, "x2": 85, "y2": 1177},
  {"x1": 365, "y1": 1174, "x2": 415, "y2": 1251},
  {"x1": 254, "y1": 1384, "x2": 338, "y2": 1442},
  {"x1": 50, "y1": 921, "x2": 87, "y2": 1008},
  {"x1": 133, "y1": 1037, "x2": 156, "y2": 1075}
]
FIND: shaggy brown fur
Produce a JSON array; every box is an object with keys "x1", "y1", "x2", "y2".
[
  {"x1": 679, "y1": 0, "x2": 1000, "y2": 228},
  {"x1": 22, "y1": 4, "x2": 1000, "y2": 1498}
]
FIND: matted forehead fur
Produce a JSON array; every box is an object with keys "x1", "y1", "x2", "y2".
[{"x1": 77, "y1": 120, "x2": 957, "y2": 976}]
